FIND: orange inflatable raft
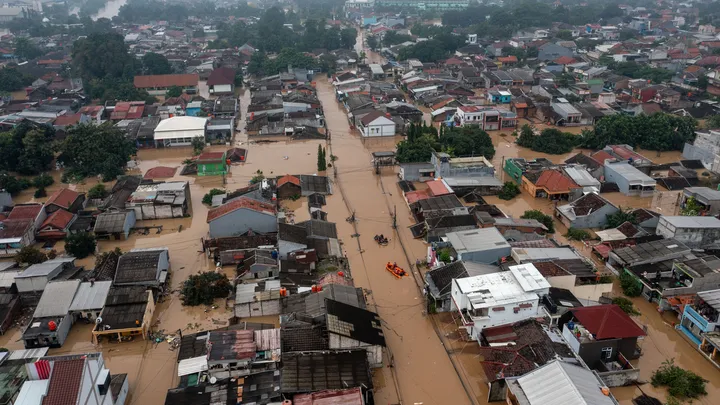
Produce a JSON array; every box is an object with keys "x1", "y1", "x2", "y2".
[{"x1": 386, "y1": 262, "x2": 407, "y2": 279}]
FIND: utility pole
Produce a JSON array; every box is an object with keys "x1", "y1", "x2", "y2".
[{"x1": 392, "y1": 205, "x2": 397, "y2": 229}]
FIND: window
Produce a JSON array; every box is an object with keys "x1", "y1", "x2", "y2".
[{"x1": 602, "y1": 347, "x2": 613, "y2": 360}]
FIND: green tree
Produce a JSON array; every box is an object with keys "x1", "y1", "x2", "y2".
[
  {"x1": 565, "y1": 228, "x2": 591, "y2": 241},
  {"x1": 14, "y1": 37, "x2": 43, "y2": 60},
  {"x1": 57, "y1": 123, "x2": 137, "y2": 182},
  {"x1": 18, "y1": 129, "x2": 55, "y2": 175},
  {"x1": 651, "y1": 359, "x2": 707, "y2": 400},
  {"x1": 521, "y1": 210, "x2": 555, "y2": 233},
  {"x1": 0, "y1": 172, "x2": 30, "y2": 195},
  {"x1": 556, "y1": 30, "x2": 573, "y2": 40},
  {"x1": 181, "y1": 272, "x2": 233, "y2": 306},
  {"x1": 72, "y1": 32, "x2": 137, "y2": 80},
  {"x1": 15, "y1": 246, "x2": 47, "y2": 265},
  {"x1": 191, "y1": 136, "x2": 205, "y2": 156},
  {"x1": 87, "y1": 183, "x2": 108, "y2": 199},
  {"x1": 498, "y1": 181, "x2": 520, "y2": 200},
  {"x1": 142, "y1": 52, "x2": 172, "y2": 75},
  {"x1": 706, "y1": 115, "x2": 720, "y2": 129},
  {"x1": 612, "y1": 297, "x2": 640, "y2": 316},
  {"x1": 516, "y1": 124, "x2": 536, "y2": 148},
  {"x1": 0, "y1": 67, "x2": 35, "y2": 92},
  {"x1": 366, "y1": 34, "x2": 378, "y2": 50},
  {"x1": 582, "y1": 113, "x2": 696, "y2": 151},
  {"x1": 64, "y1": 232, "x2": 97, "y2": 259},
  {"x1": 202, "y1": 188, "x2": 225, "y2": 205},
  {"x1": 250, "y1": 170, "x2": 265, "y2": 184},
  {"x1": 34, "y1": 188, "x2": 46, "y2": 198},
  {"x1": 32, "y1": 173, "x2": 55, "y2": 189},
  {"x1": 619, "y1": 271, "x2": 642, "y2": 296},
  {"x1": 517, "y1": 126, "x2": 578, "y2": 154},
  {"x1": 606, "y1": 207, "x2": 638, "y2": 228},
  {"x1": 166, "y1": 85, "x2": 182, "y2": 98},
  {"x1": 681, "y1": 197, "x2": 704, "y2": 216},
  {"x1": 317, "y1": 144, "x2": 327, "y2": 171},
  {"x1": 340, "y1": 27, "x2": 357, "y2": 49},
  {"x1": 234, "y1": 71, "x2": 243, "y2": 87}
]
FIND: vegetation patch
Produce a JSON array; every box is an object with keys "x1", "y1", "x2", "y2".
[{"x1": 181, "y1": 272, "x2": 233, "y2": 306}]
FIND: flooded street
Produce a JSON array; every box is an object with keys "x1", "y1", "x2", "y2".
[{"x1": 316, "y1": 78, "x2": 475, "y2": 405}]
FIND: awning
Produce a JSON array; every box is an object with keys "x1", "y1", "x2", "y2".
[{"x1": 178, "y1": 356, "x2": 208, "y2": 377}]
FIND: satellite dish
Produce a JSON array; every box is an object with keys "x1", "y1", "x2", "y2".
[
  {"x1": 210, "y1": 377, "x2": 217, "y2": 384},
  {"x1": 95, "y1": 317, "x2": 102, "y2": 324}
]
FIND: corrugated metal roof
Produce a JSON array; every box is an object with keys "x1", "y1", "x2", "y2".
[
  {"x1": 446, "y1": 227, "x2": 510, "y2": 254},
  {"x1": 236, "y1": 283, "x2": 259, "y2": 304},
  {"x1": 69, "y1": 281, "x2": 112, "y2": 312},
  {"x1": 661, "y1": 216, "x2": 720, "y2": 229},
  {"x1": 16, "y1": 257, "x2": 74, "y2": 278},
  {"x1": 698, "y1": 289, "x2": 720, "y2": 312},
  {"x1": 7, "y1": 347, "x2": 49, "y2": 360},
  {"x1": 0, "y1": 270, "x2": 21, "y2": 288},
  {"x1": 177, "y1": 356, "x2": 208, "y2": 377},
  {"x1": 517, "y1": 360, "x2": 617, "y2": 405},
  {"x1": 254, "y1": 328, "x2": 281, "y2": 351},
  {"x1": 34, "y1": 280, "x2": 81, "y2": 317}
]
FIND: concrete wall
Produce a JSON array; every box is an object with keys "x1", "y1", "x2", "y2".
[
  {"x1": 656, "y1": 219, "x2": 720, "y2": 248},
  {"x1": 599, "y1": 369, "x2": 641, "y2": 387},
  {"x1": 458, "y1": 245, "x2": 511, "y2": 265},
  {"x1": 278, "y1": 240, "x2": 307, "y2": 260},
  {"x1": 209, "y1": 209, "x2": 277, "y2": 238},
  {"x1": 329, "y1": 333, "x2": 383, "y2": 368},
  {"x1": 399, "y1": 163, "x2": 435, "y2": 181},
  {"x1": 234, "y1": 299, "x2": 281, "y2": 318},
  {"x1": 572, "y1": 282, "x2": 613, "y2": 303}
]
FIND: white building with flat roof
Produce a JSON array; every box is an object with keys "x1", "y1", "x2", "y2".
[{"x1": 451, "y1": 263, "x2": 550, "y2": 340}]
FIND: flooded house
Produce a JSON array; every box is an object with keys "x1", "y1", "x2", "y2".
[
  {"x1": 114, "y1": 248, "x2": 170, "y2": 289},
  {"x1": 443, "y1": 227, "x2": 511, "y2": 264},
  {"x1": 280, "y1": 350, "x2": 372, "y2": 396},
  {"x1": 196, "y1": 151, "x2": 228, "y2": 176},
  {"x1": 325, "y1": 299, "x2": 386, "y2": 368},
  {"x1": 152, "y1": 116, "x2": 207, "y2": 147},
  {"x1": 603, "y1": 160, "x2": 657, "y2": 197},
  {"x1": 656, "y1": 216, "x2": 720, "y2": 248},
  {"x1": 682, "y1": 187, "x2": 720, "y2": 215},
  {"x1": 36, "y1": 209, "x2": 77, "y2": 241},
  {"x1": 450, "y1": 263, "x2": 551, "y2": 341},
  {"x1": 677, "y1": 289, "x2": 720, "y2": 351},
  {"x1": 0, "y1": 204, "x2": 46, "y2": 257},
  {"x1": 15, "y1": 257, "x2": 77, "y2": 306},
  {"x1": 560, "y1": 305, "x2": 645, "y2": 386},
  {"x1": 506, "y1": 360, "x2": 620, "y2": 405},
  {"x1": 22, "y1": 280, "x2": 81, "y2": 349},
  {"x1": 126, "y1": 181, "x2": 191, "y2": 220},
  {"x1": 425, "y1": 260, "x2": 500, "y2": 312},
  {"x1": 555, "y1": 193, "x2": 619, "y2": 229},
  {"x1": 278, "y1": 223, "x2": 309, "y2": 260},
  {"x1": 18, "y1": 352, "x2": 128, "y2": 405},
  {"x1": 68, "y1": 280, "x2": 112, "y2": 322},
  {"x1": 93, "y1": 210, "x2": 136, "y2": 240},
  {"x1": 93, "y1": 285, "x2": 155, "y2": 344},
  {"x1": 478, "y1": 319, "x2": 579, "y2": 402},
  {"x1": 207, "y1": 197, "x2": 278, "y2": 238},
  {"x1": 530, "y1": 259, "x2": 613, "y2": 303},
  {"x1": 521, "y1": 169, "x2": 579, "y2": 200},
  {"x1": 44, "y1": 188, "x2": 85, "y2": 214},
  {"x1": 276, "y1": 175, "x2": 302, "y2": 199},
  {"x1": 234, "y1": 282, "x2": 282, "y2": 318}
]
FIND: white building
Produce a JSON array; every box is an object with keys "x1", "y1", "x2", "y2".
[
  {"x1": 20, "y1": 352, "x2": 128, "y2": 405},
  {"x1": 359, "y1": 111, "x2": 396, "y2": 137},
  {"x1": 451, "y1": 263, "x2": 550, "y2": 341},
  {"x1": 153, "y1": 116, "x2": 207, "y2": 147}
]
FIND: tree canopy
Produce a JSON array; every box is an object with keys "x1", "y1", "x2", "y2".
[
  {"x1": 72, "y1": 32, "x2": 137, "y2": 80},
  {"x1": 57, "y1": 123, "x2": 137, "y2": 182},
  {"x1": 142, "y1": 52, "x2": 172, "y2": 75},
  {"x1": 0, "y1": 121, "x2": 56, "y2": 175},
  {"x1": 397, "y1": 124, "x2": 495, "y2": 163},
  {"x1": 517, "y1": 125, "x2": 580, "y2": 155},
  {"x1": 581, "y1": 113, "x2": 696, "y2": 151},
  {"x1": 64, "y1": 232, "x2": 97, "y2": 259},
  {"x1": 181, "y1": 272, "x2": 233, "y2": 306},
  {"x1": 0, "y1": 67, "x2": 35, "y2": 92}
]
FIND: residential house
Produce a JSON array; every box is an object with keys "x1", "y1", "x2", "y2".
[
  {"x1": 234, "y1": 282, "x2": 282, "y2": 318},
  {"x1": 682, "y1": 187, "x2": 720, "y2": 216},
  {"x1": 20, "y1": 352, "x2": 128, "y2": 405},
  {"x1": 68, "y1": 280, "x2": 113, "y2": 322},
  {"x1": 326, "y1": 299, "x2": 386, "y2": 368},
  {"x1": 207, "y1": 197, "x2": 277, "y2": 238},
  {"x1": 478, "y1": 319, "x2": 579, "y2": 402},
  {"x1": 522, "y1": 169, "x2": 578, "y2": 200},
  {"x1": 277, "y1": 175, "x2": 302, "y2": 199},
  {"x1": 133, "y1": 74, "x2": 199, "y2": 96},
  {"x1": 93, "y1": 211, "x2": 136, "y2": 240},
  {"x1": 425, "y1": 261, "x2": 500, "y2": 312},
  {"x1": 280, "y1": 350, "x2": 371, "y2": 395},
  {"x1": 677, "y1": 289, "x2": 720, "y2": 349},
  {"x1": 603, "y1": 161, "x2": 656, "y2": 197},
  {"x1": 207, "y1": 67, "x2": 236, "y2": 95},
  {"x1": 565, "y1": 152, "x2": 604, "y2": 179},
  {"x1": 196, "y1": 151, "x2": 228, "y2": 176},
  {"x1": 93, "y1": 285, "x2": 155, "y2": 344},
  {"x1": 44, "y1": 188, "x2": 85, "y2": 214},
  {"x1": 506, "y1": 360, "x2": 620, "y2": 405},
  {"x1": 563, "y1": 165, "x2": 601, "y2": 193},
  {"x1": 278, "y1": 223, "x2": 309, "y2": 260},
  {"x1": 555, "y1": 193, "x2": 619, "y2": 229},
  {"x1": 538, "y1": 43, "x2": 574, "y2": 61},
  {"x1": 487, "y1": 88, "x2": 512, "y2": 104},
  {"x1": 127, "y1": 181, "x2": 191, "y2": 219},
  {"x1": 153, "y1": 116, "x2": 207, "y2": 147},
  {"x1": 656, "y1": 216, "x2": 720, "y2": 248},
  {"x1": 451, "y1": 264, "x2": 551, "y2": 341},
  {"x1": 443, "y1": 227, "x2": 511, "y2": 265},
  {"x1": 560, "y1": 305, "x2": 645, "y2": 383},
  {"x1": 36, "y1": 209, "x2": 76, "y2": 240},
  {"x1": 114, "y1": 248, "x2": 170, "y2": 289},
  {"x1": 23, "y1": 280, "x2": 80, "y2": 349},
  {"x1": 15, "y1": 257, "x2": 76, "y2": 306},
  {"x1": 532, "y1": 259, "x2": 613, "y2": 303},
  {"x1": 551, "y1": 102, "x2": 583, "y2": 126},
  {"x1": 359, "y1": 111, "x2": 396, "y2": 137},
  {"x1": 0, "y1": 216, "x2": 39, "y2": 258}
]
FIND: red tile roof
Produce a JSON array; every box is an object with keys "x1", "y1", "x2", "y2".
[
  {"x1": 42, "y1": 358, "x2": 84, "y2": 405},
  {"x1": 426, "y1": 179, "x2": 451, "y2": 196},
  {"x1": 278, "y1": 175, "x2": 300, "y2": 187},
  {"x1": 53, "y1": 113, "x2": 81, "y2": 127},
  {"x1": 206, "y1": 67, "x2": 236, "y2": 86},
  {"x1": 405, "y1": 190, "x2": 430, "y2": 205},
  {"x1": 46, "y1": 188, "x2": 81, "y2": 209},
  {"x1": 0, "y1": 219, "x2": 33, "y2": 239},
  {"x1": 79, "y1": 105, "x2": 103, "y2": 117},
  {"x1": 40, "y1": 209, "x2": 74, "y2": 231},
  {"x1": 498, "y1": 55, "x2": 518, "y2": 63},
  {"x1": 110, "y1": 101, "x2": 145, "y2": 120},
  {"x1": 534, "y1": 170, "x2": 578, "y2": 192},
  {"x1": 554, "y1": 56, "x2": 577, "y2": 65},
  {"x1": 206, "y1": 197, "x2": 276, "y2": 222},
  {"x1": 196, "y1": 152, "x2": 226, "y2": 163},
  {"x1": 7, "y1": 204, "x2": 43, "y2": 220},
  {"x1": 590, "y1": 150, "x2": 615, "y2": 165},
  {"x1": 144, "y1": 166, "x2": 177, "y2": 179},
  {"x1": 293, "y1": 388, "x2": 363, "y2": 405},
  {"x1": 570, "y1": 304, "x2": 646, "y2": 340},
  {"x1": 133, "y1": 74, "x2": 199, "y2": 89}
]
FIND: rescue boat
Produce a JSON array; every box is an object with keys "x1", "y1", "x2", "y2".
[{"x1": 385, "y1": 262, "x2": 407, "y2": 279}]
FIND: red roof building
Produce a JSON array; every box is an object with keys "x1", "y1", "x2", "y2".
[
  {"x1": 294, "y1": 388, "x2": 363, "y2": 405},
  {"x1": 532, "y1": 169, "x2": 578, "y2": 195},
  {"x1": 133, "y1": 74, "x2": 199, "y2": 90},
  {"x1": 277, "y1": 175, "x2": 301, "y2": 187},
  {"x1": 53, "y1": 114, "x2": 82, "y2": 127},
  {"x1": 568, "y1": 304, "x2": 646, "y2": 340},
  {"x1": 45, "y1": 188, "x2": 84, "y2": 213},
  {"x1": 37, "y1": 209, "x2": 75, "y2": 239},
  {"x1": 206, "y1": 197, "x2": 276, "y2": 223},
  {"x1": 426, "y1": 179, "x2": 452, "y2": 196},
  {"x1": 41, "y1": 358, "x2": 85, "y2": 405},
  {"x1": 7, "y1": 204, "x2": 43, "y2": 221},
  {"x1": 110, "y1": 101, "x2": 145, "y2": 120},
  {"x1": 206, "y1": 67, "x2": 236, "y2": 86}
]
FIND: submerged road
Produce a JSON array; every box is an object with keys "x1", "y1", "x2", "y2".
[{"x1": 315, "y1": 77, "x2": 474, "y2": 405}]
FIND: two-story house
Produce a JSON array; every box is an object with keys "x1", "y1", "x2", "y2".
[{"x1": 451, "y1": 263, "x2": 550, "y2": 341}]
